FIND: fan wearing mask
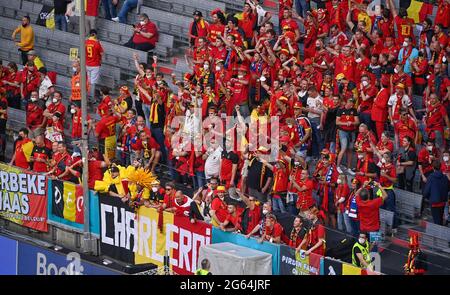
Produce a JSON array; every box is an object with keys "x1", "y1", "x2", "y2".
[{"x1": 26, "y1": 90, "x2": 45, "y2": 138}]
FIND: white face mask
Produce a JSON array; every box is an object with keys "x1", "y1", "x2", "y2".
[
  {"x1": 358, "y1": 238, "x2": 366, "y2": 244},
  {"x1": 70, "y1": 108, "x2": 76, "y2": 114},
  {"x1": 146, "y1": 73, "x2": 152, "y2": 78},
  {"x1": 140, "y1": 21, "x2": 146, "y2": 26},
  {"x1": 156, "y1": 80, "x2": 162, "y2": 85},
  {"x1": 260, "y1": 76, "x2": 267, "y2": 82},
  {"x1": 294, "y1": 161, "x2": 300, "y2": 166},
  {"x1": 30, "y1": 96, "x2": 38, "y2": 102},
  {"x1": 287, "y1": 124, "x2": 292, "y2": 128},
  {"x1": 402, "y1": 41, "x2": 409, "y2": 47},
  {"x1": 337, "y1": 179, "x2": 342, "y2": 184},
  {"x1": 355, "y1": 58, "x2": 362, "y2": 63},
  {"x1": 152, "y1": 187, "x2": 158, "y2": 192},
  {"x1": 52, "y1": 98, "x2": 58, "y2": 104},
  {"x1": 361, "y1": 80, "x2": 369, "y2": 87},
  {"x1": 358, "y1": 154, "x2": 364, "y2": 160},
  {"x1": 204, "y1": 64, "x2": 209, "y2": 70},
  {"x1": 381, "y1": 158, "x2": 387, "y2": 164},
  {"x1": 427, "y1": 146, "x2": 433, "y2": 152},
  {"x1": 72, "y1": 67, "x2": 77, "y2": 73},
  {"x1": 394, "y1": 68, "x2": 399, "y2": 74},
  {"x1": 215, "y1": 65, "x2": 221, "y2": 71},
  {"x1": 444, "y1": 156, "x2": 449, "y2": 162},
  {"x1": 238, "y1": 74, "x2": 244, "y2": 79},
  {"x1": 262, "y1": 209, "x2": 269, "y2": 215}
]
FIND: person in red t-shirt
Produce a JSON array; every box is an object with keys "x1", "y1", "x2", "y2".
[
  {"x1": 85, "y1": 29, "x2": 103, "y2": 98},
  {"x1": 418, "y1": 138, "x2": 440, "y2": 186},
  {"x1": 424, "y1": 94, "x2": 450, "y2": 150},
  {"x1": 94, "y1": 111, "x2": 121, "y2": 158},
  {"x1": 189, "y1": 10, "x2": 210, "y2": 47},
  {"x1": 259, "y1": 213, "x2": 284, "y2": 244},
  {"x1": 10, "y1": 128, "x2": 33, "y2": 169},
  {"x1": 87, "y1": 148, "x2": 109, "y2": 190},
  {"x1": 124, "y1": 13, "x2": 159, "y2": 51},
  {"x1": 209, "y1": 186, "x2": 229, "y2": 227},
  {"x1": 29, "y1": 135, "x2": 51, "y2": 173},
  {"x1": 299, "y1": 206, "x2": 326, "y2": 256},
  {"x1": 26, "y1": 91, "x2": 45, "y2": 137},
  {"x1": 292, "y1": 169, "x2": 316, "y2": 212},
  {"x1": 220, "y1": 203, "x2": 244, "y2": 232},
  {"x1": 208, "y1": 9, "x2": 226, "y2": 45},
  {"x1": 85, "y1": 0, "x2": 99, "y2": 34},
  {"x1": 356, "y1": 181, "x2": 387, "y2": 235},
  {"x1": 435, "y1": 0, "x2": 450, "y2": 29},
  {"x1": 371, "y1": 77, "x2": 391, "y2": 140},
  {"x1": 388, "y1": 0, "x2": 415, "y2": 45},
  {"x1": 236, "y1": 189, "x2": 263, "y2": 236}
]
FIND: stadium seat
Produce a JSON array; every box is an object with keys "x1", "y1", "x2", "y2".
[{"x1": 394, "y1": 189, "x2": 423, "y2": 223}]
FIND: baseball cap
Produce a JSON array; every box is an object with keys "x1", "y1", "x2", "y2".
[
  {"x1": 27, "y1": 50, "x2": 37, "y2": 56},
  {"x1": 293, "y1": 101, "x2": 302, "y2": 109},
  {"x1": 193, "y1": 10, "x2": 203, "y2": 17}
]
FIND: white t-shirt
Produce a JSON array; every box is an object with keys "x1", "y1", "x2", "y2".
[
  {"x1": 307, "y1": 95, "x2": 323, "y2": 119},
  {"x1": 39, "y1": 76, "x2": 53, "y2": 99},
  {"x1": 183, "y1": 109, "x2": 201, "y2": 138},
  {"x1": 204, "y1": 145, "x2": 223, "y2": 179},
  {"x1": 256, "y1": 5, "x2": 268, "y2": 26},
  {"x1": 387, "y1": 94, "x2": 412, "y2": 116}
]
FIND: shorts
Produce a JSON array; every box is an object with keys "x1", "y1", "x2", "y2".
[
  {"x1": 338, "y1": 129, "x2": 355, "y2": 150},
  {"x1": 86, "y1": 66, "x2": 100, "y2": 85}
]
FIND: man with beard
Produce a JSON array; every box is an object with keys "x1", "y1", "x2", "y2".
[
  {"x1": 189, "y1": 11, "x2": 210, "y2": 48},
  {"x1": 283, "y1": 216, "x2": 307, "y2": 250}
]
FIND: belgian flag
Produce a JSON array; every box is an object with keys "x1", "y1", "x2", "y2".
[
  {"x1": 400, "y1": 0, "x2": 434, "y2": 23},
  {"x1": 51, "y1": 180, "x2": 84, "y2": 223}
]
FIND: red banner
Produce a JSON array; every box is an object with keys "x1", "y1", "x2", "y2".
[
  {"x1": 0, "y1": 163, "x2": 48, "y2": 232},
  {"x1": 172, "y1": 216, "x2": 212, "y2": 275}
]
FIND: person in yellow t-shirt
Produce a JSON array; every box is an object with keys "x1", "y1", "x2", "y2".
[{"x1": 12, "y1": 16, "x2": 35, "y2": 65}]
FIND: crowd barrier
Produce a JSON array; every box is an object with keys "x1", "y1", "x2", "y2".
[{"x1": 0, "y1": 233, "x2": 122, "y2": 275}]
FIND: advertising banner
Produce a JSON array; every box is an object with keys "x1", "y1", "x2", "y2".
[
  {"x1": 212, "y1": 228, "x2": 280, "y2": 275},
  {"x1": 0, "y1": 163, "x2": 48, "y2": 232},
  {"x1": 99, "y1": 194, "x2": 211, "y2": 274},
  {"x1": 279, "y1": 244, "x2": 321, "y2": 275},
  {"x1": 48, "y1": 183, "x2": 100, "y2": 236},
  {"x1": 321, "y1": 257, "x2": 344, "y2": 275},
  {"x1": 0, "y1": 234, "x2": 18, "y2": 275},
  {"x1": 17, "y1": 241, "x2": 120, "y2": 275}
]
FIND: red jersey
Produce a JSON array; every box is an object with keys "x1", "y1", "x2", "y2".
[
  {"x1": 26, "y1": 103, "x2": 44, "y2": 130},
  {"x1": 425, "y1": 103, "x2": 447, "y2": 133},
  {"x1": 85, "y1": 37, "x2": 103, "y2": 67},
  {"x1": 371, "y1": 88, "x2": 390, "y2": 122},
  {"x1": 95, "y1": 114, "x2": 120, "y2": 139},
  {"x1": 88, "y1": 160, "x2": 104, "y2": 190},
  {"x1": 296, "y1": 179, "x2": 315, "y2": 211},
  {"x1": 380, "y1": 163, "x2": 396, "y2": 188},
  {"x1": 263, "y1": 222, "x2": 284, "y2": 241},
  {"x1": 211, "y1": 197, "x2": 228, "y2": 224},
  {"x1": 435, "y1": 0, "x2": 450, "y2": 28},
  {"x1": 394, "y1": 16, "x2": 415, "y2": 44},
  {"x1": 356, "y1": 196, "x2": 383, "y2": 232},
  {"x1": 306, "y1": 222, "x2": 325, "y2": 256},
  {"x1": 86, "y1": 0, "x2": 100, "y2": 16},
  {"x1": 239, "y1": 12, "x2": 257, "y2": 39},
  {"x1": 335, "y1": 183, "x2": 350, "y2": 212},
  {"x1": 30, "y1": 145, "x2": 50, "y2": 173},
  {"x1": 334, "y1": 54, "x2": 356, "y2": 82},
  {"x1": 133, "y1": 21, "x2": 159, "y2": 46},
  {"x1": 395, "y1": 117, "x2": 417, "y2": 143},
  {"x1": 245, "y1": 205, "x2": 262, "y2": 235},
  {"x1": 418, "y1": 147, "x2": 439, "y2": 175},
  {"x1": 273, "y1": 166, "x2": 289, "y2": 193},
  {"x1": 208, "y1": 23, "x2": 225, "y2": 44}
]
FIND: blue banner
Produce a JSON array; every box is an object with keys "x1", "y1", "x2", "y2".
[
  {"x1": 0, "y1": 235, "x2": 18, "y2": 275},
  {"x1": 47, "y1": 179, "x2": 100, "y2": 236},
  {"x1": 212, "y1": 227, "x2": 281, "y2": 275},
  {"x1": 17, "y1": 241, "x2": 121, "y2": 275}
]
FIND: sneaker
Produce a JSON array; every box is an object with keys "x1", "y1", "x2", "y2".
[
  {"x1": 111, "y1": 17, "x2": 119, "y2": 22},
  {"x1": 347, "y1": 169, "x2": 356, "y2": 176},
  {"x1": 337, "y1": 166, "x2": 343, "y2": 174}
]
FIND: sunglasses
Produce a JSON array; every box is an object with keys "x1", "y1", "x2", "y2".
[{"x1": 165, "y1": 188, "x2": 172, "y2": 191}]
